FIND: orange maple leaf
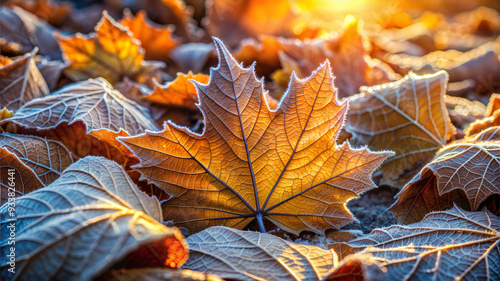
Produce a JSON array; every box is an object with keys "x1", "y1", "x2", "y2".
[
  {"x1": 56, "y1": 11, "x2": 163, "y2": 84},
  {"x1": 121, "y1": 39, "x2": 393, "y2": 235}
]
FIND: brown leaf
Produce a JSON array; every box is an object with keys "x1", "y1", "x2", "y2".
[
  {"x1": 120, "y1": 10, "x2": 179, "y2": 61},
  {"x1": 323, "y1": 254, "x2": 385, "y2": 281},
  {"x1": 345, "y1": 71, "x2": 456, "y2": 187},
  {"x1": 0, "y1": 133, "x2": 74, "y2": 204},
  {"x1": 0, "y1": 50, "x2": 49, "y2": 111},
  {"x1": 5, "y1": 0, "x2": 72, "y2": 26},
  {"x1": 390, "y1": 128, "x2": 500, "y2": 224},
  {"x1": 233, "y1": 36, "x2": 283, "y2": 77},
  {"x1": 0, "y1": 156, "x2": 188, "y2": 281},
  {"x1": 328, "y1": 206, "x2": 500, "y2": 281},
  {"x1": 385, "y1": 41, "x2": 500, "y2": 95},
  {"x1": 121, "y1": 38, "x2": 393, "y2": 235},
  {"x1": 205, "y1": 0, "x2": 297, "y2": 47},
  {"x1": 56, "y1": 11, "x2": 164, "y2": 85},
  {"x1": 35, "y1": 56, "x2": 67, "y2": 91},
  {"x1": 183, "y1": 226, "x2": 337, "y2": 281},
  {"x1": 144, "y1": 72, "x2": 209, "y2": 110},
  {"x1": 466, "y1": 93, "x2": 500, "y2": 136},
  {"x1": 0, "y1": 6, "x2": 61, "y2": 59},
  {"x1": 275, "y1": 16, "x2": 395, "y2": 99},
  {"x1": 5, "y1": 78, "x2": 158, "y2": 165}
]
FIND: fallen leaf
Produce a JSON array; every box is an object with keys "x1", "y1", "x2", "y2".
[
  {"x1": 328, "y1": 206, "x2": 500, "y2": 281},
  {"x1": 0, "y1": 49, "x2": 49, "y2": 111},
  {"x1": 121, "y1": 38, "x2": 393, "y2": 235},
  {"x1": 205, "y1": 0, "x2": 297, "y2": 47},
  {"x1": 345, "y1": 71, "x2": 456, "y2": 187},
  {"x1": 120, "y1": 10, "x2": 179, "y2": 61},
  {"x1": 390, "y1": 127, "x2": 500, "y2": 223},
  {"x1": 234, "y1": 36, "x2": 283, "y2": 77},
  {"x1": 183, "y1": 226, "x2": 337, "y2": 281},
  {"x1": 170, "y1": 43, "x2": 215, "y2": 73},
  {"x1": 5, "y1": 0, "x2": 72, "y2": 26},
  {"x1": 99, "y1": 269, "x2": 223, "y2": 281},
  {"x1": 322, "y1": 254, "x2": 385, "y2": 281},
  {"x1": 466, "y1": 93, "x2": 500, "y2": 136},
  {"x1": 5, "y1": 78, "x2": 158, "y2": 164},
  {"x1": 0, "y1": 156, "x2": 188, "y2": 281},
  {"x1": 0, "y1": 133, "x2": 74, "y2": 204},
  {"x1": 56, "y1": 11, "x2": 164, "y2": 84},
  {"x1": 0, "y1": 6, "x2": 61, "y2": 59},
  {"x1": 144, "y1": 72, "x2": 209, "y2": 110},
  {"x1": 275, "y1": 16, "x2": 395, "y2": 99},
  {"x1": 35, "y1": 56, "x2": 67, "y2": 91}
]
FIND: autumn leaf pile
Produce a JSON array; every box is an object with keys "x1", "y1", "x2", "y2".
[{"x1": 1, "y1": 0, "x2": 500, "y2": 280}]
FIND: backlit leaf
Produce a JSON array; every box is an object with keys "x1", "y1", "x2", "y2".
[
  {"x1": 390, "y1": 127, "x2": 500, "y2": 224},
  {"x1": 0, "y1": 156, "x2": 188, "y2": 281},
  {"x1": 121, "y1": 38, "x2": 393, "y2": 235},
  {"x1": 100, "y1": 268, "x2": 223, "y2": 281},
  {"x1": 0, "y1": 50, "x2": 49, "y2": 111},
  {"x1": 183, "y1": 226, "x2": 337, "y2": 281},
  {"x1": 56, "y1": 11, "x2": 164, "y2": 84},
  {"x1": 345, "y1": 71, "x2": 456, "y2": 187},
  {"x1": 5, "y1": 0, "x2": 72, "y2": 26}
]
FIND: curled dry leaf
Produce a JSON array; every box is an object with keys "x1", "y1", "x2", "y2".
[
  {"x1": 390, "y1": 127, "x2": 500, "y2": 224},
  {"x1": 183, "y1": 226, "x2": 337, "y2": 281},
  {"x1": 56, "y1": 11, "x2": 164, "y2": 84},
  {"x1": 121, "y1": 38, "x2": 393, "y2": 235},
  {"x1": 0, "y1": 50, "x2": 49, "y2": 111},
  {"x1": 0, "y1": 133, "x2": 74, "y2": 204},
  {"x1": 5, "y1": 0, "x2": 72, "y2": 26},
  {"x1": 328, "y1": 206, "x2": 500, "y2": 281},
  {"x1": 120, "y1": 10, "x2": 179, "y2": 61},
  {"x1": 234, "y1": 36, "x2": 283, "y2": 77},
  {"x1": 144, "y1": 72, "x2": 209, "y2": 110},
  {"x1": 322, "y1": 254, "x2": 385, "y2": 281},
  {"x1": 466, "y1": 93, "x2": 500, "y2": 136},
  {"x1": 205, "y1": 0, "x2": 297, "y2": 47},
  {"x1": 100, "y1": 269, "x2": 223, "y2": 281},
  {"x1": 346, "y1": 71, "x2": 456, "y2": 187},
  {"x1": 35, "y1": 56, "x2": 67, "y2": 91},
  {"x1": 170, "y1": 43, "x2": 215, "y2": 73},
  {"x1": 0, "y1": 156, "x2": 188, "y2": 281},
  {"x1": 5, "y1": 78, "x2": 158, "y2": 164},
  {"x1": 385, "y1": 41, "x2": 500, "y2": 94},
  {"x1": 275, "y1": 16, "x2": 395, "y2": 99},
  {"x1": 0, "y1": 7, "x2": 61, "y2": 59}
]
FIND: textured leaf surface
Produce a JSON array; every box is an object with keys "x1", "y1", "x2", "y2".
[
  {"x1": 144, "y1": 72, "x2": 209, "y2": 110},
  {"x1": 329, "y1": 206, "x2": 500, "y2": 281},
  {"x1": 275, "y1": 17, "x2": 394, "y2": 99},
  {"x1": 100, "y1": 269, "x2": 223, "y2": 281},
  {"x1": 0, "y1": 157, "x2": 188, "y2": 281},
  {"x1": 466, "y1": 93, "x2": 500, "y2": 136},
  {"x1": 183, "y1": 226, "x2": 337, "y2": 281},
  {"x1": 8, "y1": 77, "x2": 159, "y2": 135},
  {"x1": 120, "y1": 10, "x2": 179, "y2": 61},
  {"x1": 0, "y1": 50, "x2": 49, "y2": 111},
  {"x1": 56, "y1": 11, "x2": 163, "y2": 84},
  {"x1": 390, "y1": 128, "x2": 500, "y2": 223},
  {"x1": 346, "y1": 71, "x2": 456, "y2": 187},
  {"x1": 0, "y1": 133, "x2": 74, "y2": 204},
  {"x1": 121, "y1": 38, "x2": 392, "y2": 235}
]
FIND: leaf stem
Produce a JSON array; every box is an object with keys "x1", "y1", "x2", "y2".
[{"x1": 256, "y1": 213, "x2": 266, "y2": 233}]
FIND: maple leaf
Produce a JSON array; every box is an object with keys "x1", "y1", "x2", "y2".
[
  {"x1": 327, "y1": 206, "x2": 500, "y2": 281},
  {"x1": 55, "y1": 11, "x2": 164, "y2": 85},
  {"x1": 183, "y1": 226, "x2": 337, "y2": 281},
  {"x1": 0, "y1": 157, "x2": 188, "y2": 281},
  {"x1": 389, "y1": 127, "x2": 500, "y2": 224},
  {"x1": 120, "y1": 10, "x2": 179, "y2": 61},
  {"x1": 121, "y1": 38, "x2": 393, "y2": 235},
  {"x1": 0, "y1": 49, "x2": 49, "y2": 111},
  {"x1": 0, "y1": 6, "x2": 61, "y2": 59},
  {"x1": 5, "y1": 78, "x2": 158, "y2": 167},
  {"x1": 274, "y1": 16, "x2": 395, "y2": 99},
  {"x1": 345, "y1": 71, "x2": 457, "y2": 187},
  {"x1": 0, "y1": 133, "x2": 74, "y2": 205},
  {"x1": 144, "y1": 72, "x2": 209, "y2": 110}
]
